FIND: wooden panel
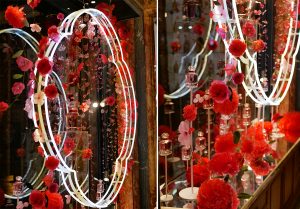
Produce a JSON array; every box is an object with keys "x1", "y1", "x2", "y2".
[
  {"x1": 283, "y1": 161, "x2": 293, "y2": 204},
  {"x1": 270, "y1": 175, "x2": 281, "y2": 209}
]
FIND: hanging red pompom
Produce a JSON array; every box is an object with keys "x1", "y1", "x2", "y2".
[
  {"x1": 29, "y1": 190, "x2": 45, "y2": 209},
  {"x1": 186, "y1": 163, "x2": 210, "y2": 187},
  {"x1": 213, "y1": 89, "x2": 239, "y2": 115},
  {"x1": 45, "y1": 84, "x2": 58, "y2": 100},
  {"x1": 214, "y1": 132, "x2": 237, "y2": 153},
  {"x1": 229, "y1": 39, "x2": 247, "y2": 57},
  {"x1": 45, "y1": 156, "x2": 59, "y2": 171}
]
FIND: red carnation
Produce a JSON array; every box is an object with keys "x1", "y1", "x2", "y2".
[
  {"x1": 197, "y1": 179, "x2": 239, "y2": 209},
  {"x1": 183, "y1": 104, "x2": 197, "y2": 121},
  {"x1": 29, "y1": 190, "x2": 45, "y2": 209},
  {"x1": 16, "y1": 147, "x2": 25, "y2": 158},
  {"x1": 105, "y1": 96, "x2": 115, "y2": 106},
  {"x1": 214, "y1": 132, "x2": 237, "y2": 153},
  {"x1": 27, "y1": 0, "x2": 41, "y2": 9},
  {"x1": 207, "y1": 39, "x2": 218, "y2": 51},
  {"x1": 48, "y1": 25, "x2": 60, "y2": 42},
  {"x1": 232, "y1": 72, "x2": 244, "y2": 85},
  {"x1": 170, "y1": 41, "x2": 181, "y2": 53},
  {"x1": 192, "y1": 24, "x2": 204, "y2": 36},
  {"x1": 46, "y1": 191, "x2": 64, "y2": 209},
  {"x1": 229, "y1": 39, "x2": 247, "y2": 57},
  {"x1": 209, "y1": 80, "x2": 229, "y2": 103},
  {"x1": 241, "y1": 138, "x2": 254, "y2": 154},
  {"x1": 250, "y1": 158, "x2": 270, "y2": 176},
  {"x1": 43, "y1": 174, "x2": 53, "y2": 187},
  {"x1": 209, "y1": 152, "x2": 240, "y2": 176},
  {"x1": 5, "y1": 6, "x2": 26, "y2": 29},
  {"x1": 37, "y1": 58, "x2": 53, "y2": 76},
  {"x1": 0, "y1": 102, "x2": 9, "y2": 112},
  {"x1": 213, "y1": 89, "x2": 239, "y2": 115},
  {"x1": 252, "y1": 39, "x2": 266, "y2": 52},
  {"x1": 63, "y1": 138, "x2": 76, "y2": 155},
  {"x1": 250, "y1": 140, "x2": 271, "y2": 159},
  {"x1": 186, "y1": 163, "x2": 210, "y2": 187},
  {"x1": 82, "y1": 148, "x2": 93, "y2": 159},
  {"x1": 48, "y1": 183, "x2": 59, "y2": 193},
  {"x1": 242, "y1": 21, "x2": 256, "y2": 38},
  {"x1": 45, "y1": 156, "x2": 59, "y2": 171},
  {"x1": 44, "y1": 84, "x2": 58, "y2": 100}
]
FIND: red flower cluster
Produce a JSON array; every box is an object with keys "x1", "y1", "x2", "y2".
[
  {"x1": 43, "y1": 174, "x2": 53, "y2": 187},
  {"x1": 82, "y1": 148, "x2": 93, "y2": 159},
  {"x1": 0, "y1": 102, "x2": 9, "y2": 112},
  {"x1": 63, "y1": 138, "x2": 76, "y2": 155},
  {"x1": 232, "y1": 72, "x2": 244, "y2": 85},
  {"x1": 207, "y1": 39, "x2": 218, "y2": 51},
  {"x1": 5, "y1": 6, "x2": 26, "y2": 28},
  {"x1": 197, "y1": 179, "x2": 239, "y2": 209},
  {"x1": 192, "y1": 24, "x2": 204, "y2": 36},
  {"x1": 48, "y1": 25, "x2": 60, "y2": 42},
  {"x1": 214, "y1": 132, "x2": 237, "y2": 153},
  {"x1": 242, "y1": 21, "x2": 256, "y2": 38},
  {"x1": 229, "y1": 39, "x2": 247, "y2": 57},
  {"x1": 183, "y1": 104, "x2": 197, "y2": 121},
  {"x1": 27, "y1": 0, "x2": 41, "y2": 9},
  {"x1": 252, "y1": 39, "x2": 266, "y2": 52},
  {"x1": 29, "y1": 190, "x2": 45, "y2": 209},
  {"x1": 46, "y1": 191, "x2": 64, "y2": 209},
  {"x1": 45, "y1": 156, "x2": 59, "y2": 171},
  {"x1": 213, "y1": 89, "x2": 239, "y2": 115},
  {"x1": 209, "y1": 152, "x2": 242, "y2": 176},
  {"x1": 240, "y1": 138, "x2": 254, "y2": 154},
  {"x1": 249, "y1": 158, "x2": 270, "y2": 176},
  {"x1": 209, "y1": 80, "x2": 229, "y2": 103},
  {"x1": 186, "y1": 163, "x2": 210, "y2": 187},
  {"x1": 45, "y1": 84, "x2": 58, "y2": 100},
  {"x1": 106, "y1": 96, "x2": 116, "y2": 106},
  {"x1": 48, "y1": 183, "x2": 59, "y2": 193},
  {"x1": 37, "y1": 57, "x2": 53, "y2": 76}
]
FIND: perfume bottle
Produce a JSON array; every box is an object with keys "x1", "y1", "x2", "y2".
[
  {"x1": 66, "y1": 96, "x2": 81, "y2": 130},
  {"x1": 203, "y1": 90, "x2": 213, "y2": 109},
  {"x1": 164, "y1": 99, "x2": 175, "y2": 115},
  {"x1": 185, "y1": 66, "x2": 198, "y2": 88},
  {"x1": 161, "y1": 133, "x2": 170, "y2": 140},
  {"x1": 96, "y1": 180, "x2": 105, "y2": 201},
  {"x1": 195, "y1": 131, "x2": 206, "y2": 153},
  {"x1": 159, "y1": 140, "x2": 172, "y2": 156},
  {"x1": 242, "y1": 103, "x2": 251, "y2": 127},
  {"x1": 181, "y1": 145, "x2": 191, "y2": 161},
  {"x1": 220, "y1": 114, "x2": 231, "y2": 135},
  {"x1": 13, "y1": 176, "x2": 24, "y2": 196}
]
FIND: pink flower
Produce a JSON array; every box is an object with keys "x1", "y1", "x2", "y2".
[
  {"x1": 48, "y1": 25, "x2": 60, "y2": 42},
  {"x1": 232, "y1": 72, "x2": 244, "y2": 85},
  {"x1": 24, "y1": 98, "x2": 33, "y2": 119},
  {"x1": 57, "y1": 13, "x2": 64, "y2": 21},
  {"x1": 30, "y1": 23, "x2": 41, "y2": 32},
  {"x1": 16, "y1": 56, "x2": 33, "y2": 71},
  {"x1": 224, "y1": 63, "x2": 236, "y2": 75},
  {"x1": 0, "y1": 102, "x2": 9, "y2": 112},
  {"x1": 178, "y1": 120, "x2": 192, "y2": 147},
  {"x1": 216, "y1": 27, "x2": 226, "y2": 39},
  {"x1": 242, "y1": 21, "x2": 256, "y2": 38},
  {"x1": 209, "y1": 80, "x2": 230, "y2": 103},
  {"x1": 12, "y1": 82, "x2": 25, "y2": 95}
]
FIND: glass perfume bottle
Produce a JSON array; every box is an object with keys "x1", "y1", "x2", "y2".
[
  {"x1": 242, "y1": 103, "x2": 251, "y2": 127},
  {"x1": 185, "y1": 66, "x2": 198, "y2": 88},
  {"x1": 203, "y1": 90, "x2": 213, "y2": 109},
  {"x1": 13, "y1": 176, "x2": 24, "y2": 196},
  {"x1": 159, "y1": 140, "x2": 172, "y2": 156},
  {"x1": 220, "y1": 114, "x2": 231, "y2": 135},
  {"x1": 96, "y1": 180, "x2": 104, "y2": 201},
  {"x1": 164, "y1": 99, "x2": 175, "y2": 115},
  {"x1": 195, "y1": 131, "x2": 206, "y2": 154},
  {"x1": 181, "y1": 145, "x2": 191, "y2": 161}
]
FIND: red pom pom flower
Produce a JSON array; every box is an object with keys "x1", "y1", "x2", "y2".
[
  {"x1": 213, "y1": 89, "x2": 239, "y2": 115},
  {"x1": 29, "y1": 190, "x2": 45, "y2": 209},
  {"x1": 5, "y1": 6, "x2": 27, "y2": 29},
  {"x1": 232, "y1": 72, "x2": 244, "y2": 85},
  {"x1": 183, "y1": 104, "x2": 197, "y2": 121},
  {"x1": 45, "y1": 156, "x2": 59, "y2": 171},
  {"x1": 37, "y1": 57, "x2": 53, "y2": 76},
  {"x1": 186, "y1": 163, "x2": 210, "y2": 187},
  {"x1": 209, "y1": 80, "x2": 230, "y2": 103},
  {"x1": 48, "y1": 25, "x2": 60, "y2": 42},
  {"x1": 44, "y1": 84, "x2": 58, "y2": 100},
  {"x1": 252, "y1": 39, "x2": 266, "y2": 52},
  {"x1": 214, "y1": 132, "x2": 237, "y2": 153},
  {"x1": 82, "y1": 148, "x2": 93, "y2": 159},
  {"x1": 209, "y1": 152, "x2": 241, "y2": 176},
  {"x1": 242, "y1": 21, "x2": 256, "y2": 38},
  {"x1": 229, "y1": 39, "x2": 247, "y2": 57}
]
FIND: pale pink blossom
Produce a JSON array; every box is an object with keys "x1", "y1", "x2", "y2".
[
  {"x1": 30, "y1": 23, "x2": 41, "y2": 32},
  {"x1": 211, "y1": 6, "x2": 227, "y2": 23},
  {"x1": 34, "y1": 91, "x2": 45, "y2": 105},
  {"x1": 16, "y1": 56, "x2": 33, "y2": 71},
  {"x1": 24, "y1": 98, "x2": 33, "y2": 119},
  {"x1": 178, "y1": 120, "x2": 192, "y2": 147},
  {"x1": 12, "y1": 82, "x2": 25, "y2": 95}
]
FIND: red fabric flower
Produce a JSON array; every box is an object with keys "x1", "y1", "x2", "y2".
[
  {"x1": 207, "y1": 39, "x2": 218, "y2": 51},
  {"x1": 106, "y1": 96, "x2": 115, "y2": 106},
  {"x1": 186, "y1": 163, "x2": 210, "y2": 187},
  {"x1": 37, "y1": 58, "x2": 53, "y2": 76},
  {"x1": 197, "y1": 179, "x2": 239, "y2": 209},
  {"x1": 242, "y1": 21, "x2": 256, "y2": 38},
  {"x1": 183, "y1": 104, "x2": 197, "y2": 121},
  {"x1": 250, "y1": 140, "x2": 271, "y2": 159},
  {"x1": 16, "y1": 56, "x2": 33, "y2": 72},
  {"x1": 16, "y1": 147, "x2": 25, "y2": 158},
  {"x1": 250, "y1": 158, "x2": 270, "y2": 176},
  {"x1": 214, "y1": 132, "x2": 237, "y2": 153},
  {"x1": 12, "y1": 82, "x2": 25, "y2": 95},
  {"x1": 209, "y1": 152, "x2": 240, "y2": 176},
  {"x1": 29, "y1": 190, "x2": 45, "y2": 209},
  {"x1": 38, "y1": 37, "x2": 49, "y2": 58},
  {"x1": 48, "y1": 183, "x2": 59, "y2": 193},
  {"x1": 209, "y1": 80, "x2": 229, "y2": 103},
  {"x1": 252, "y1": 39, "x2": 266, "y2": 52},
  {"x1": 229, "y1": 39, "x2": 247, "y2": 57},
  {"x1": 170, "y1": 41, "x2": 181, "y2": 53},
  {"x1": 37, "y1": 146, "x2": 44, "y2": 157},
  {"x1": 278, "y1": 112, "x2": 300, "y2": 143},
  {"x1": 46, "y1": 191, "x2": 64, "y2": 209},
  {"x1": 63, "y1": 138, "x2": 76, "y2": 155},
  {"x1": 48, "y1": 25, "x2": 60, "y2": 42},
  {"x1": 27, "y1": 0, "x2": 41, "y2": 9},
  {"x1": 5, "y1": 6, "x2": 26, "y2": 28},
  {"x1": 82, "y1": 148, "x2": 93, "y2": 159},
  {"x1": 0, "y1": 102, "x2": 9, "y2": 112},
  {"x1": 232, "y1": 72, "x2": 244, "y2": 85},
  {"x1": 158, "y1": 84, "x2": 165, "y2": 106},
  {"x1": 213, "y1": 89, "x2": 239, "y2": 115},
  {"x1": 45, "y1": 156, "x2": 59, "y2": 171},
  {"x1": 272, "y1": 113, "x2": 283, "y2": 122},
  {"x1": 44, "y1": 84, "x2": 58, "y2": 100},
  {"x1": 241, "y1": 138, "x2": 254, "y2": 154},
  {"x1": 192, "y1": 24, "x2": 204, "y2": 36},
  {"x1": 43, "y1": 174, "x2": 53, "y2": 187}
]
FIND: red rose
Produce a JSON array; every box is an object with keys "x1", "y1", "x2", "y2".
[
  {"x1": 5, "y1": 6, "x2": 26, "y2": 28},
  {"x1": 48, "y1": 25, "x2": 60, "y2": 42},
  {"x1": 16, "y1": 147, "x2": 25, "y2": 158},
  {"x1": 232, "y1": 72, "x2": 244, "y2": 85},
  {"x1": 207, "y1": 39, "x2": 218, "y2": 50},
  {"x1": 44, "y1": 84, "x2": 58, "y2": 100},
  {"x1": 37, "y1": 58, "x2": 53, "y2": 76},
  {"x1": 242, "y1": 21, "x2": 256, "y2": 38},
  {"x1": 29, "y1": 190, "x2": 45, "y2": 209},
  {"x1": 46, "y1": 191, "x2": 64, "y2": 209},
  {"x1": 214, "y1": 132, "x2": 237, "y2": 153},
  {"x1": 0, "y1": 102, "x2": 9, "y2": 112},
  {"x1": 105, "y1": 96, "x2": 115, "y2": 106},
  {"x1": 45, "y1": 156, "x2": 59, "y2": 171},
  {"x1": 252, "y1": 39, "x2": 266, "y2": 52},
  {"x1": 82, "y1": 148, "x2": 93, "y2": 159},
  {"x1": 209, "y1": 80, "x2": 229, "y2": 103},
  {"x1": 229, "y1": 39, "x2": 247, "y2": 57},
  {"x1": 183, "y1": 104, "x2": 197, "y2": 121},
  {"x1": 197, "y1": 179, "x2": 239, "y2": 209},
  {"x1": 27, "y1": 0, "x2": 41, "y2": 9}
]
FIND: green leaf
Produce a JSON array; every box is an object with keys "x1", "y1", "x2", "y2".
[
  {"x1": 234, "y1": 131, "x2": 241, "y2": 144},
  {"x1": 238, "y1": 193, "x2": 252, "y2": 199},
  {"x1": 13, "y1": 74, "x2": 23, "y2": 79},
  {"x1": 264, "y1": 155, "x2": 275, "y2": 164},
  {"x1": 12, "y1": 50, "x2": 23, "y2": 58}
]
